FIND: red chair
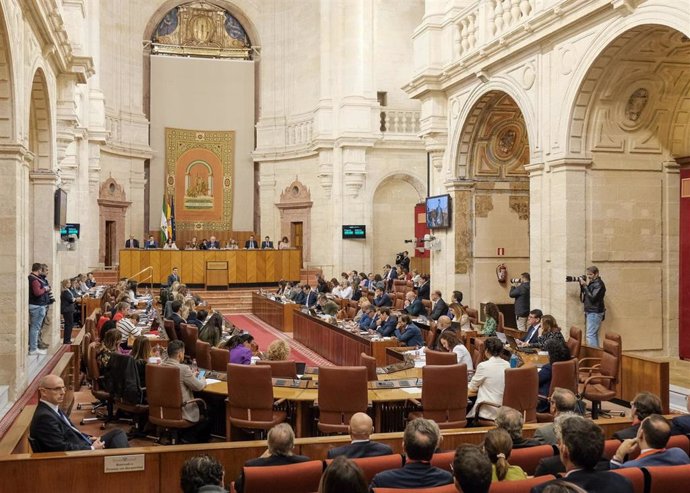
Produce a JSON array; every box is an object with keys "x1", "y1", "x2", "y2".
[
  {"x1": 646, "y1": 465, "x2": 690, "y2": 493},
  {"x1": 610, "y1": 468, "x2": 646, "y2": 493},
  {"x1": 603, "y1": 439, "x2": 622, "y2": 459},
  {"x1": 425, "y1": 349, "x2": 457, "y2": 366},
  {"x1": 430, "y1": 450, "x2": 455, "y2": 472},
  {"x1": 242, "y1": 460, "x2": 324, "y2": 493},
  {"x1": 667, "y1": 434, "x2": 690, "y2": 455},
  {"x1": 325, "y1": 454, "x2": 403, "y2": 484},
  {"x1": 373, "y1": 486, "x2": 457, "y2": 493},
  {"x1": 509, "y1": 444, "x2": 557, "y2": 476},
  {"x1": 489, "y1": 476, "x2": 557, "y2": 492}
]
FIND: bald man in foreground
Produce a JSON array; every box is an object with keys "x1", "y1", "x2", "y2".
[
  {"x1": 327, "y1": 412, "x2": 393, "y2": 459},
  {"x1": 29, "y1": 374, "x2": 129, "y2": 452}
]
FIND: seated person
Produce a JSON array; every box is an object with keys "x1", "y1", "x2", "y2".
[
  {"x1": 524, "y1": 314, "x2": 565, "y2": 349},
  {"x1": 672, "y1": 395, "x2": 690, "y2": 435},
  {"x1": 394, "y1": 314, "x2": 424, "y2": 347},
  {"x1": 370, "y1": 418, "x2": 453, "y2": 489},
  {"x1": 180, "y1": 454, "x2": 225, "y2": 493},
  {"x1": 229, "y1": 333, "x2": 255, "y2": 365},
  {"x1": 403, "y1": 291, "x2": 426, "y2": 317},
  {"x1": 130, "y1": 335, "x2": 151, "y2": 386},
  {"x1": 431, "y1": 315, "x2": 454, "y2": 349},
  {"x1": 452, "y1": 444, "x2": 492, "y2": 493},
  {"x1": 438, "y1": 331, "x2": 473, "y2": 373},
  {"x1": 317, "y1": 294, "x2": 340, "y2": 316},
  {"x1": 372, "y1": 287, "x2": 392, "y2": 307},
  {"x1": 480, "y1": 303, "x2": 499, "y2": 336},
  {"x1": 98, "y1": 319, "x2": 117, "y2": 342},
  {"x1": 96, "y1": 329, "x2": 122, "y2": 375},
  {"x1": 532, "y1": 416, "x2": 633, "y2": 493},
  {"x1": 162, "y1": 340, "x2": 209, "y2": 443},
  {"x1": 320, "y1": 456, "x2": 368, "y2": 493},
  {"x1": 374, "y1": 308, "x2": 397, "y2": 337},
  {"x1": 327, "y1": 412, "x2": 393, "y2": 459},
  {"x1": 235, "y1": 423, "x2": 310, "y2": 493},
  {"x1": 495, "y1": 406, "x2": 540, "y2": 449},
  {"x1": 198, "y1": 312, "x2": 224, "y2": 348},
  {"x1": 534, "y1": 388, "x2": 579, "y2": 446},
  {"x1": 613, "y1": 391, "x2": 663, "y2": 440},
  {"x1": 169, "y1": 299, "x2": 186, "y2": 336},
  {"x1": 116, "y1": 312, "x2": 141, "y2": 343},
  {"x1": 484, "y1": 428, "x2": 527, "y2": 482},
  {"x1": 293, "y1": 284, "x2": 308, "y2": 305},
  {"x1": 516, "y1": 309, "x2": 542, "y2": 346},
  {"x1": 358, "y1": 306, "x2": 377, "y2": 330},
  {"x1": 265, "y1": 339, "x2": 290, "y2": 361},
  {"x1": 610, "y1": 414, "x2": 690, "y2": 469},
  {"x1": 537, "y1": 338, "x2": 573, "y2": 412},
  {"x1": 467, "y1": 337, "x2": 510, "y2": 421},
  {"x1": 429, "y1": 290, "x2": 449, "y2": 321},
  {"x1": 112, "y1": 301, "x2": 129, "y2": 323},
  {"x1": 30, "y1": 374, "x2": 129, "y2": 452}
]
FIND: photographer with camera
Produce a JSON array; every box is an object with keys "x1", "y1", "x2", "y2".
[
  {"x1": 509, "y1": 273, "x2": 530, "y2": 331},
  {"x1": 579, "y1": 266, "x2": 606, "y2": 347},
  {"x1": 28, "y1": 263, "x2": 52, "y2": 355}
]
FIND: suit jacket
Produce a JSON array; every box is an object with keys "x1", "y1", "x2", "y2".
[
  {"x1": 377, "y1": 316, "x2": 398, "y2": 337},
  {"x1": 294, "y1": 291, "x2": 307, "y2": 305},
  {"x1": 125, "y1": 239, "x2": 139, "y2": 248},
  {"x1": 373, "y1": 293, "x2": 392, "y2": 307},
  {"x1": 30, "y1": 401, "x2": 92, "y2": 452},
  {"x1": 170, "y1": 312, "x2": 186, "y2": 334},
  {"x1": 534, "y1": 456, "x2": 611, "y2": 478},
  {"x1": 611, "y1": 448, "x2": 690, "y2": 469},
  {"x1": 612, "y1": 424, "x2": 639, "y2": 441},
  {"x1": 305, "y1": 291, "x2": 318, "y2": 307},
  {"x1": 370, "y1": 462, "x2": 453, "y2": 489},
  {"x1": 161, "y1": 358, "x2": 206, "y2": 422},
  {"x1": 261, "y1": 241, "x2": 274, "y2": 249},
  {"x1": 167, "y1": 273, "x2": 180, "y2": 286},
  {"x1": 144, "y1": 240, "x2": 158, "y2": 249},
  {"x1": 671, "y1": 415, "x2": 690, "y2": 435},
  {"x1": 245, "y1": 239, "x2": 258, "y2": 249},
  {"x1": 532, "y1": 469, "x2": 633, "y2": 493},
  {"x1": 429, "y1": 298, "x2": 448, "y2": 320},
  {"x1": 534, "y1": 423, "x2": 557, "y2": 446},
  {"x1": 417, "y1": 282, "x2": 430, "y2": 300},
  {"x1": 509, "y1": 282, "x2": 531, "y2": 317},
  {"x1": 512, "y1": 436, "x2": 542, "y2": 449},
  {"x1": 207, "y1": 241, "x2": 220, "y2": 249},
  {"x1": 522, "y1": 324, "x2": 540, "y2": 344},
  {"x1": 405, "y1": 298, "x2": 426, "y2": 317},
  {"x1": 326, "y1": 440, "x2": 393, "y2": 459},
  {"x1": 235, "y1": 454, "x2": 311, "y2": 493}
]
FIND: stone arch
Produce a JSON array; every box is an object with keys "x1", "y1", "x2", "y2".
[
  {"x1": 449, "y1": 78, "x2": 536, "y2": 177},
  {"x1": 563, "y1": 7, "x2": 690, "y2": 156},
  {"x1": 0, "y1": 1, "x2": 13, "y2": 142},
  {"x1": 28, "y1": 68, "x2": 51, "y2": 171},
  {"x1": 371, "y1": 172, "x2": 426, "y2": 203}
]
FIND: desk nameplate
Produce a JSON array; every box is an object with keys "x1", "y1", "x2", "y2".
[{"x1": 104, "y1": 454, "x2": 145, "y2": 473}]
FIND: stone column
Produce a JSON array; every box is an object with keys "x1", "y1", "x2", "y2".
[
  {"x1": 258, "y1": 162, "x2": 276, "y2": 236},
  {"x1": 546, "y1": 158, "x2": 590, "y2": 333},
  {"x1": 525, "y1": 162, "x2": 546, "y2": 311},
  {"x1": 662, "y1": 160, "x2": 680, "y2": 356},
  {"x1": 446, "y1": 179, "x2": 475, "y2": 305}
]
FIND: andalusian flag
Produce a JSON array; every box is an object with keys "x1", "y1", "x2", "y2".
[{"x1": 160, "y1": 195, "x2": 169, "y2": 244}]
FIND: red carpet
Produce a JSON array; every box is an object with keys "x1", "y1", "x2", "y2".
[{"x1": 226, "y1": 314, "x2": 332, "y2": 367}]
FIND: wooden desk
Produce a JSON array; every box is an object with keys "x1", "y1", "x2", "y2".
[
  {"x1": 119, "y1": 249, "x2": 301, "y2": 285},
  {"x1": 293, "y1": 311, "x2": 400, "y2": 366},
  {"x1": 251, "y1": 292, "x2": 299, "y2": 332}
]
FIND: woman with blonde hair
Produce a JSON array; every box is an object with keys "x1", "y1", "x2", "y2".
[
  {"x1": 484, "y1": 428, "x2": 527, "y2": 482},
  {"x1": 265, "y1": 339, "x2": 290, "y2": 361}
]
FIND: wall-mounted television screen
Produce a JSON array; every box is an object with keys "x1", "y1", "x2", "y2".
[
  {"x1": 425, "y1": 194, "x2": 451, "y2": 229},
  {"x1": 54, "y1": 188, "x2": 67, "y2": 228},
  {"x1": 342, "y1": 225, "x2": 366, "y2": 239},
  {"x1": 60, "y1": 223, "x2": 80, "y2": 238}
]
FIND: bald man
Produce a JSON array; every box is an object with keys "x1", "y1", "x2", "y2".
[
  {"x1": 327, "y1": 412, "x2": 393, "y2": 459},
  {"x1": 29, "y1": 374, "x2": 129, "y2": 452}
]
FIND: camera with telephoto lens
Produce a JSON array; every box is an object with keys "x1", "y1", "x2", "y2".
[
  {"x1": 510, "y1": 278, "x2": 522, "y2": 284},
  {"x1": 565, "y1": 275, "x2": 586, "y2": 283},
  {"x1": 47, "y1": 293, "x2": 56, "y2": 304}
]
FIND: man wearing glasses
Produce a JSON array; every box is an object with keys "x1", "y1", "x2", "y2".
[{"x1": 29, "y1": 374, "x2": 129, "y2": 452}]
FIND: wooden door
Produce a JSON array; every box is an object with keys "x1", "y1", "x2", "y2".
[
  {"x1": 105, "y1": 220, "x2": 116, "y2": 266},
  {"x1": 291, "y1": 221, "x2": 303, "y2": 268}
]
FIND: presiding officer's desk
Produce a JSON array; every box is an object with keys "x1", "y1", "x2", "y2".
[
  {"x1": 293, "y1": 310, "x2": 401, "y2": 366},
  {"x1": 119, "y1": 248, "x2": 301, "y2": 285},
  {"x1": 251, "y1": 292, "x2": 299, "y2": 332}
]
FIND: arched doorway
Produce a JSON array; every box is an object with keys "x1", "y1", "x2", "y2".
[
  {"x1": 454, "y1": 91, "x2": 530, "y2": 316},
  {"x1": 565, "y1": 25, "x2": 690, "y2": 355},
  {"x1": 373, "y1": 175, "x2": 424, "y2": 273}
]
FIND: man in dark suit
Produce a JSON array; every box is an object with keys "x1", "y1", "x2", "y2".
[
  {"x1": 327, "y1": 412, "x2": 393, "y2": 459},
  {"x1": 30, "y1": 374, "x2": 129, "y2": 452},
  {"x1": 261, "y1": 236, "x2": 274, "y2": 249},
  {"x1": 207, "y1": 235, "x2": 220, "y2": 249},
  {"x1": 429, "y1": 290, "x2": 449, "y2": 321},
  {"x1": 610, "y1": 414, "x2": 690, "y2": 469},
  {"x1": 532, "y1": 416, "x2": 633, "y2": 493},
  {"x1": 235, "y1": 423, "x2": 310, "y2": 493},
  {"x1": 144, "y1": 235, "x2": 158, "y2": 249},
  {"x1": 167, "y1": 267, "x2": 180, "y2": 287},
  {"x1": 124, "y1": 235, "x2": 139, "y2": 248},
  {"x1": 370, "y1": 418, "x2": 452, "y2": 489},
  {"x1": 671, "y1": 397, "x2": 690, "y2": 435},
  {"x1": 373, "y1": 287, "x2": 392, "y2": 307},
  {"x1": 509, "y1": 272, "x2": 531, "y2": 330},
  {"x1": 399, "y1": 251, "x2": 411, "y2": 272},
  {"x1": 613, "y1": 391, "x2": 662, "y2": 440},
  {"x1": 375, "y1": 308, "x2": 398, "y2": 337},
  {"x1": 452, "y1": 444, "x2": 492, "y2": 493},
  {"x1": 245, "y1": 235, "x2": 258, "y2": 249},
  {"x1": 385, "y1": 264, "x2": 398, "y2": 291},
  {"x1": 293, "y1": 284, "x2": 308, "y2": 305},
  {"x1": 404, "y1": 291, "x2": 426, "y2": 317},
  {"x1": 534, "y1": 388, "x2": 579, "y2": 446},
  {"x1": 417, "y1": 275, "x2": 431, "y2": 300},
  {"x1": 169, "y1": 300, "x2": 186, "y2": 336},
  {"x1": 305, "y1": 285, "x2": 318, "y2": 308},
  {"x1": 518, "y1": 309, "x2": 542, "y2": 346}
]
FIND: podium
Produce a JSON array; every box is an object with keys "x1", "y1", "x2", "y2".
[{"x1": 205, "y1": 261, "x2": 228, "y2": 288}]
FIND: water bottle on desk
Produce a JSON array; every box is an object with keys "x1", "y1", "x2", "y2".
[{"x1": 510, "y1": 352, "x2": 519, "y2": 368}]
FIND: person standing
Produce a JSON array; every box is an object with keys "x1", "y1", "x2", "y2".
[
  {"x1": 509, "y1": 273, "x2": 530, "y2": 331},
  {"x1": 60, "y1": 279, "x2": 77, "y2": 344},
  {"x1": 28, "y1": 263, "x2": 49, "y2": 355},
  {"x1": 580, "y1": 266, "x2": 606, "y2": 347},
  {"x1": 167, "y1": 267, "x2": 180, "y2": 287}
]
